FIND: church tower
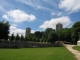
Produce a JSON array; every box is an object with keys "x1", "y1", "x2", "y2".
[
  {"x1": 56, "y1": 23, "x2": 63, "y2": 31},
  {"x1": 25, "y1": 27, "x2": 31, "y2": 37}
]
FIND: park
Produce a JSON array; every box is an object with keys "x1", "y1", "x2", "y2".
[{"x1": 0, "y1": 21, "x2": 80, "y2": 60}]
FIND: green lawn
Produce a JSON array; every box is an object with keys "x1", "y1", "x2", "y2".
[
  {"x1": 0, "y1": 47, "x2": 77, "y2": 60},
  {"x1": 73, "y1": 46, "x2": 80, "y2": 51}
]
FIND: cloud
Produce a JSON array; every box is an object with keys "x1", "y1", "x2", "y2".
[
  {"x1": 59, "y1": 0, "x2": 80, "y2": 13},
  {"x1": 9, "y1": 25, "x2": 25, "y2": 36},
  {"x1": 39, "y1": 16, "x2": 72, "y2": 29},
  {"x1": 57, "y1": 12, "x2": 62, "y2": 16},
  {"x1": 2, "y1": 9, "x2": 36, "y2": 22},
  {"x1": 16, "y1": 0, "x2": 56, "y2": 11},
  {"x1": 31, "y1": 30, "x2": 35, "y2": 33},
  {"x1": 9, "y1": 25, "x2": 35, "y2": 36},
  {"x1": 51, "y1": 11, "x2": 62, "y2": 16},
  {"x1": 2, "y1": 14, "x2": 9, "y2": 20},
  {"x1": 15, "y1": 0, "x2": 43, "y2": 9}
]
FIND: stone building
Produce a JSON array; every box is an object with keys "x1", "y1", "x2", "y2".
[
  {"x1": 56, "y1": 23, "x2": 63, "y2": 31},
  {"x1": 25, "y1": 27, "x2": 31, "y2": 36}
]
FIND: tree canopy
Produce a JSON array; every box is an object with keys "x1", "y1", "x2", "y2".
[
  {"x1": 72, "y1": 21, "x2": 80, "y2": 28},
  {"x1": 20, "y1": 34, "x2": 24, "y2": 41},
  {"x1": 0, "y1": 21, "x2": 10, "y2": 40},
  {"x1": 71, "y1": 21, "x2": 80, "y2": 44},
  {"x1": 10, "y1": 33, "x2": 15, "y2": 41},
  {"x1": 15, "y1": 34, "x2": 20, "y2": 41}
]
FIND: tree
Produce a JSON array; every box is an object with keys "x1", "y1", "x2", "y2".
[
  {"x1": 24, "y1": 36, "x2": 28, "y2": 41},
  {"x1": 72, "y1": 21, "x2": 80, "y2": 28},
  {"x1": 72, "y1": 21, "x2": 80, "y2": 44},
  {"x1": 60, "y1": 28, "x2": 72, "y2": 42},
  {"x1": 57, "y1": 30, "x2": 65, "y2": 41},
  {"x1": 10, "y1": 33, "x2": 15, "y2": 41},
  {"x1": 20, "y1": 34, "x2": 24, "y2": 41},
  {"x1": 0, "y1": 21, "x2": 10, "y2": 40},
  {"x1": 71, "y1": 31, "x2": 76, "y2": 44},
  {"x1": 34, "y1": 31, "x2": 43, "y2": 42},
  {"x1": 48, "y1": 31, "x2": 58, "y2": 43},
  {"x1": 27, "y1": 33, "x2": 34, "y2": 42},
  {"x1": 41, "y1": 28, "x2": 57, "y2": 43},
  {"x1": 64, "y1": 28, "x2": 72, "y2": 42},
  {"x1": 15, "y1": 34, "x2": 20, "y2": 41},
  {"x1": 78, "y1": 32, "x2": 80, "y2": 40}
]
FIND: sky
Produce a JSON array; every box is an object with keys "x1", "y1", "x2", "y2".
[{"x1": 0, "y1": 0, "x2": 80, "y2": 36}]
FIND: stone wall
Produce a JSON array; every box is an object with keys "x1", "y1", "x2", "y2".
[{"x1": 0, "y1": 41, "x2": 63, "y2": 48}]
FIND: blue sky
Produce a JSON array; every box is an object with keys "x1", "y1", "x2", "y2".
[{"x1": 0, "y1": 0, "x2": 80, "y2": 36}]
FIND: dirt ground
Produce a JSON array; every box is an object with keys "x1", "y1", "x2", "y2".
[{"x1": 65, "y1": 44, "x2": 80, "y2": 60}]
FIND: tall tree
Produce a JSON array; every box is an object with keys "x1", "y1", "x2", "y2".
[
  {"x1": 15, "y1": 34, "x2": 20, "y2": 41},
  {"x1": 72, "y1": 21, "x2": 80, "y2": 28},
  {"x1": 72, "y1": 21, "x2": 80, "y2": 44},
  {"x1": 59, "y1": 28, "x2": 72, "y2": 42},
  {"x1": 48, "y1": 31, "x2": 58, "y2": 43},
  {"x1": 0, "y1": 21, "x2": 10, "y2": 40},
  {"x1": 10, "y1": 33, "x2": 15, "y2": 41},
  {"x1": 57, "y1": 30, "x2": 65, "y2": 41},
  {"x1": 78, "y1": 32, "x2": 80, "y2": 40},
  {"x1": 20, "y1": 34, "x2": 24, "y2": 41},
  {"x1": 41, "y1": 28, "x2": 57, "y2": 43},
  {"x1": 27, "y1": 33, "x2": 34, "y2": 42},
  {"x1": 34, "y1": 31, "x2": 43, "y2": 42},
  {"x1": 24, "y1": 36, "x2": 28, "y2": 41},
  {"x1": 64, "y1": 28, "x2": 72, "y2": 42}
]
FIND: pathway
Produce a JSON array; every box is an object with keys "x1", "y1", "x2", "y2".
[{"x1": 65, "y1": 44, "x2": 80, "y2": 60}]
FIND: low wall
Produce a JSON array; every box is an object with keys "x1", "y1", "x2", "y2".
[{"x1": 0, "y1": 41, "x2": 63, "y2": 48}]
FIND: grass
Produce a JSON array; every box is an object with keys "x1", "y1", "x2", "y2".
[
  {"x1": 0, "y1": 47, "x2": 77, "y2": 60},
  {"x1": 73, "y1": 46, "x2": 80, "y2": 51}
]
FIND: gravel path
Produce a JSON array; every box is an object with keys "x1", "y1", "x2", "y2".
[{"x1": 65, "y1": 45, "x2": 80, "y2": 60}]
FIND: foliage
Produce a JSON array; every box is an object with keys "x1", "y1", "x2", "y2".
[
  {"x1": 41, "y1": 28, "x2": 58, "y2": 43},
  {"x1": 27, "y1": 33, "x2": 34, "y2": 41},
  {"x1": 78, "y1": 32, "x2": 80, "y2": 40},
  {"x1": 34, "y1": 31, "x2": 43, "y2": 42},
  {"x1": 26, "y1": 31, "x2": 44, "y2": 42},
  {"x1": 20, "y1": 34, "x2": 24, "y2": 41},
  {"x1": 10, "y1": 33, "x2": 15, "y2": 41},
  {"x1": 15, "y1": 34, "x2": 20, "y2": 41},
  {"x1": 59, "y1": 28, "x2": 72, "y2": 42},
  {"x1": 64, "y1": 28, "x2": 72, "y2": 42},
  {"x1": 0, "y1": 21, "x2": 10, "y2": 40},
  {"x1": 72, "y1": 21, "x2": 80, "y2": 44},
  {"x1": 72, "y1": 21, "x2": 80, "y2": 28},
  {"x1": 48, "y1": 31, "x2": 58, "y2": 43},
  {"x1": 24, "y1": 36, "x2": 27, "y2": 41},
  {"x1": 0, "y1": 47, "x2": 77, "y2": 60},
  {"x1": 24, "y1": 27, "x2": 73, "y2": 43},
  {"x1": 57, "y1": 30, "x2": 65, "y2": 41}
]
